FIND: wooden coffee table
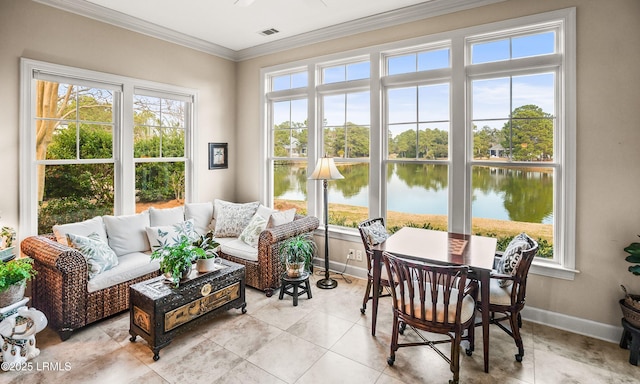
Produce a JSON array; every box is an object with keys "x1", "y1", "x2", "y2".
[{"x1": 129, "y1": 258, "x2": 246, "y2": 360}]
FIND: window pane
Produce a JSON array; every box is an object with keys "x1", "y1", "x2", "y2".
[
  {"x1": 324, "y1": 126, "x2": 345, "y2": 158},
  {"x1": 273, "y1": 160, "x2": 308, "y2": 212},
  {"x1": 291, "y1": 99, "x2": 307, "y2": 127},
  {"x1": 291, "y1": 128, "x2": 308, "y2": 157},
  {"x1": 471, "y1": 39, "x2": 510, "y2": 64},
  {"x1": 419, "y1": 122, "x2": 449, "y2": 159},
  {"x1": 78, "y1": 87, "x2": 113, "y2": 122},
  {"x1": 291, "y1": 72, "x2": 307, "y2": 88},
  {"x1": 472, "y1": 120, "x2": 508, "y2": 160},
  {"x1": 273, "y1": 101, "x2": 291, "y2": 127},
  {"x1": 45, "y1": 123, "x2": 76, "y2": 160},
  {"x1": 161, "y1": 128, "x2": 185, "y2": 157},
  {"x1": 510, "y1": 116, "x2": 554, "y2": 161},
  {"x1": 471, "y1": 165, "x2": 553, "y2": 258},
  {"x1": 273, "y1": 75, "x2": 290, "y2": 91},
  {"x1": 135, "y1": 162, "x2": 185, "y2": 211},
  {"x1": 346, "y1": 92, "x2": 370, "y2": 126},
  {"x1": 417, "y1": 48, "x2": 450, "y2": 71},
  {"x1": 388, "y1": 54, "x2": 416, "y2": 75},
  {"x1": 346, "y1": 124, "x2": 370, "y2": 158},
  {"x1": 38, "y1": 164, "x2": 114, "y2": 234},
  {"x1": 134, "y1": 126, "x2": 160, "y2": 158},
  {"x1": 80, "y1": 124, "x2": 113, "y2": 159},
  {"x1": 513, "y1": 31, "x2": 555, "y2": 58},
  {"x1": 386, "y1": 162, "x2": 448, "y2": 231},
  {"x1": 388, "y1": 87, "x2": 416, "y2": 124},
  {"x1": 418, "y1": 84, "x2": 449, "y2": 122},
  {"x1": 323, "y1": 66, "x2": 345, "y2": 84},
  {"x1": 134, "y1": 95, "x2": 161, "y2": 123},
  {"x1": 472, "y1": 78, "x2": 510, "y2": 119},
  {"x1": 346, "y1": 62, "x2": 370, "y2": 81},
  {"x1": 273, "y1": 129, "x2": 292, "y2": 157},
  {"x1": 160, "y1": 98, "x2": 185, "y2": 128},
  {"x1": 328, "y1": 163, "x2": 369, "y2": 227},
  {"x1": 513, "y1": 73, "x2": 555, "y2": 115},
  {"x1": 388, "y1": 124, "x2": 417, "y2": 158},
  {"x1": 324, "y1": 94, "x2": 346, "y2": 126}
]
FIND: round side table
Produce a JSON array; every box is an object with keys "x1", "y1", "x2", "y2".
[{"x1": 279, "y1": 271, "x2": 312, "y2": 306}]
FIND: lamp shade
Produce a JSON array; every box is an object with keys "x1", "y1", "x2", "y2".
[{"x1": 309, "y1": 157, "x2": 344, "y2": 181}]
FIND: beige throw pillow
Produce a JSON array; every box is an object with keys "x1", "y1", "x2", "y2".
[{"x1": 267, "y1": 208, "x2": 296, "y2": 228}]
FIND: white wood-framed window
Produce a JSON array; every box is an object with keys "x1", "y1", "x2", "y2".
[
  {"x1": 20, "y1": 59, "x2": 197, "y2": 236},
  {"x1": 260, "y1": 8, "x2": 576, "y2": 279}
]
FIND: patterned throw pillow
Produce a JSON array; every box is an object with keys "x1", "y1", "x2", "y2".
[
  {"x1": 213, "y1": 200, "x2": 260, "y2": 238},
  {"x1": 496, "y1": 233, "x2": 531, "y2": 288},
  {"x1": 146, "y1": 219, "x2": 197, "y2": 250},
  {"x1": 363, "y1": 221, "x2": 389, "y2": 246},
  {"x1": 66, "y1": 232, "x2": 119, "y2": 280},
  {"x1": 239, "y1": 214, "x2": 268, "y2": 248}
]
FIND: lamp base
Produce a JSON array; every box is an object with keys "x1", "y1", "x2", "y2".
[{"x1": 316, "y1": 278, "x2": 338, "y2": 289}]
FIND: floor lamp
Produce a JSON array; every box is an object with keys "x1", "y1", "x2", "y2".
[{"x1": 309, "y1": 156, "x2": 344, "y2": 289}]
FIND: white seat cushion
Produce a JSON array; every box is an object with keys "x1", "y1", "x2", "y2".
[
  {"x1": 397, "y1": 285, "x2": 475, "y2": 324},
  {"x1": 220, "y1": 238, "x2": 258, "y2": 262},
  {"x1": 87, "y1": 251, "x2": 159, "y2": 293},
  {"x1": 479, "y1": 278, "x2": 514, "y2": 306}
]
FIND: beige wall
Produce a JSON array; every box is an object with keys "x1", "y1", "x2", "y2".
[
  {"x1": 0, "y1": 0, "x2": 237, "y2": 233},
  {"x1": 236, "y1": 0, "x2": 640, "y2": 328}
]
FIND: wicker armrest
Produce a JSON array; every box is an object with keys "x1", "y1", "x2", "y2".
[
  {"x1": 20, "y1": 235, "x2": 88, "y2": 277},
  {"x1": 258, "y1": 215, "x2": 320, "y2": 246}
]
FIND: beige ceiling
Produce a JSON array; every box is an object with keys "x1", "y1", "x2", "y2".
[{"x1": 35, "y1": 0, "x2": 504, "y2": 60}]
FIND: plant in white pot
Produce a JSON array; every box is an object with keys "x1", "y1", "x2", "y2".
[
  {"x1": 0, "y1": 258, "x2": 37, "y2": 308},
  {"x1": 192, "y1": 232, "x2": 220, "y2": 273},
  {"x1": 279, "y1": 234, "x2": 316, "y2": 278}
]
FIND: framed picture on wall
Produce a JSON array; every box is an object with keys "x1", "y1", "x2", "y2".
[{"x1": 208, "y1": 143, "x2": 228, "y2": 169}]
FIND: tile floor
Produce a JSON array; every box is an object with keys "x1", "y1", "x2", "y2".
[{"x1": 2, "y1": 272, "x2": 638, "y2": 384}]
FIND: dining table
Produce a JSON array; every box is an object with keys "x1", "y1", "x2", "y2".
[{"x1": 370, "y1": 227, "x2": 497, "y2": 373}]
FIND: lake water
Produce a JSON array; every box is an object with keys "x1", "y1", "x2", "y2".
[{"x1": 275, "y1": 162, "x2": 553, "y2": 224}]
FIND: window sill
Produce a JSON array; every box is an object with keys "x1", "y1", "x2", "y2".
[{"x1": 316, "y1": 227, "x2": 579, "y2": 280}]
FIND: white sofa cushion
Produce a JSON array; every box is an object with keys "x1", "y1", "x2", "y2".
[
  {"x1": 53, "y1": 216, "x2": 108, "y2": 245},
  {"x1": 213, "y1": 200, "x2": 260, "y2": 237},
  {"x1": 146, "y1": 219, "x2": 197, "y2": 250},
  {"x1": 220, "y1": 238, "x2": 259, "y2": 262},
  {"x1": 185, "y1": 202, "x2": 214, "y2": 236},
  {"x1": 87, "y1": 251, "x2": 159, "y2": 293},
  {"x1": 267, "y1": 208, "x2": 296, "y2": 228},
  {"x1": 103, "y1": 212, "x2": 151, "y2": 256},
  {"x1": 149, "y1": 206, "x2": 185, "y2": 227}
]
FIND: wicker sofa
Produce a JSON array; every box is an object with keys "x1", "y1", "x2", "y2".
[{"x1": 20, "y1": 203, "x2": 318, "y2": 341}]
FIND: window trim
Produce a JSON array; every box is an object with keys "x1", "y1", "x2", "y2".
[
  {"x1": 260, "y1": 8, "x2": 577, "y2": 280},
  {"x1": 19, "y1": 58, "x2": 199, "y2": 237}
]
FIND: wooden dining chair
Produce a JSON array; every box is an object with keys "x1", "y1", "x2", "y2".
[
  {"x1": 383, "y1": 251, "x2": 477, "y2": 384},
  {"x1": 357, "y1": 218, "x2": 391, "y2": 314},
  {"x1": 476, "y1": 233, "x2": 538, "y2": 362}
]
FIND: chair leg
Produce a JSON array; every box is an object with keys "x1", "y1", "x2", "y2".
[
  {"x1": 517, "y1": 312, "x2": 523, "y2": 328},
  {"x1": 510, "y1": 311, "x2": 525, "y2": 362},
  {"x1": 450, "y1": 332, "x2": 461, "y2": 384},
  {"x1": 466, "y1": 320, "x2": 475, "y2": 356},
  {"x1": 387, "y1": 315, "x2": 399, "y2": 366},
  {"x1": 361, "y1": 278, "x2": 372, "y2": 314}
]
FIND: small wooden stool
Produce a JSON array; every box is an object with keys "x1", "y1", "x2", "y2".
[
  {"x1": 620, "y1": 318, "x2": 640, "y2": 366},
  {"x1": 279, "y1": 272, "x2": 312, "y2": 306}
]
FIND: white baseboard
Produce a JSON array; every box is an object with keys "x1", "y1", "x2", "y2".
[{"x1": 314, "y1": 258, "x2": 624, "y2": 344}]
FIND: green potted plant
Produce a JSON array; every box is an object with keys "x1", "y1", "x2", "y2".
[
  {"x1": 192, "y1": 232, "x2": 221, "y2": 273},
  {"x1": 0, "y1": 257, "x2": 37, "y2": 307},
  {"x1": 621, "y1": 237, "x2": 640, "y2": 327},
  {"x1": 150, "y1": 235, "x2": 205, "y2": 287},
  {"x1": 279, "y1": 234, "x2": 316, "y2": 278}
]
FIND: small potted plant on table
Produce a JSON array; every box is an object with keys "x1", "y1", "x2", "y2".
[
  {"x1": 192, "y1": 232, "x2": 221, "y2": 273},
  {"x1": 150, "y1": 236, "x2": 204, "y2": 287},
  {"x1": 0, "y1": 258, "x2": 37, "y2": 308},
  {"x1": 279, "y1": 234, "x2": 316, "y2": 278}
]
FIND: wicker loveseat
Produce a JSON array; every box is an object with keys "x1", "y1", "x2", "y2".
[{"x1": 20, "y1": 203, "x2": 318, "y2": 341}]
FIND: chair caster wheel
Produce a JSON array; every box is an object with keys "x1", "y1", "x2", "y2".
[
  {"x1": 387, "y1": 356, "x2": 395, "y2": 366},
  {"x1": 398, "y1": 322, "x2": 406, "y2": 335},
  {"x1": 360, "y1": 308, "x2": 365, "y2": 315},
  {"x1": 465, "y1": 348, "x2": 473, "y2": 356},
  {"x1": 515, "y1": 354, "x2": 523, "y2": 362}
]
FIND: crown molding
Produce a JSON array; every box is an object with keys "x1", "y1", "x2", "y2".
[
  {"x1": 33, "y1": 0, "x2": 237, "y2": 60},
  {"x1": 34, "y1": 0, "x2": 505, "y2": 62}
]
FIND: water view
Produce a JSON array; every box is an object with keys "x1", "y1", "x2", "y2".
[{"x1": 274, "y1": 162, "x2": 553, "y2": 225}]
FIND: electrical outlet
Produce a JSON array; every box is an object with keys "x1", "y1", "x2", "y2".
[
  {"x1": 355, "y1": 250, "x2": 363, "y2": 261},
  {"x1": 348, "y1": 249, "x2": 355, "y2": 260}
]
